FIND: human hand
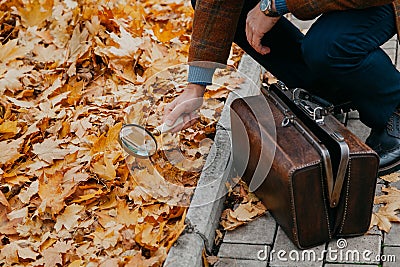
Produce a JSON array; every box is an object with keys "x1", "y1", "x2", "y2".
[
  {"x1": 246, "y1": 3, "x2": 280, "y2": 55},
  {"x1": 162, "y1": 83, "x2": 206, "y2": 132}
]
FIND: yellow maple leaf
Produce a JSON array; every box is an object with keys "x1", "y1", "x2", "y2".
[
  {"x1": 92, "y1": 155, "x2": 116, "y2": 180},
  {"x1": 0, "y1": 39, "x2": 29, "y2": 64},
  {"x1": 16, "y1": 0, "x2": 54, "y2": 27},
  {"x1": 370, "y1": 206, "x2": 400, "y2": 232},
  {"x1": 54, "y1": 204, "x2": 84, "y2": 232},
  {"x1": 0, "y1": 66, "x2": 34, "y2": 94},
  {"x1": 135, "y1": 221, "x2": 166, "y2": 250},
  {"x1": 374, "y1": 187, "x2": 400, "y2": 211},
  {"x1": 0, "y1": 121, "x2": 18, "y2": 134},
  {"x1": 116, "y1": 200, "x2": 139, "y2": 226},
  {"x1": 38, "y1": 171, "x2": 66, "y2": 215},
  {"x1": 32, "y1": 138, "x2": 78, "y2": 164},
  {"x1": 0, "y1": 139, "x2": 22, "y2": 166},
  {"x1": 68, "y1": 25, "x2": 91, "y2": 63},
  {"x1": 41, "y1": 241, "x2": 73, "y2": 267},
  {"x1": 152, "y1": 21, "x2": 186, "y2": 43},
  {"x1": 230, "y1": 202, "x2": 261, "y2": 222},
  {"x1": 108, "y1": 26, "x2": 143, "y2": 57}
]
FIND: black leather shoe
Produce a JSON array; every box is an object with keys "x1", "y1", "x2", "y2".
[{"x1": 366, "y1": 111, "x2": 400, "y2": 176}]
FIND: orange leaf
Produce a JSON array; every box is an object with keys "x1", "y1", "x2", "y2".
[
  {"x1": 38, "y1": 171, "x2": 66, "y2": 215},
  {"x1": 152, "y1": 21, "x2": 186, "y2": 43},
  {"x1": 16, "y1": 0, "x2": 54, "y2": 27}
]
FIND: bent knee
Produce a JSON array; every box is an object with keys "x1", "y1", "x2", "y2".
[{"x1": 302, "y1": 33, "x2": 367, "y2": 74}]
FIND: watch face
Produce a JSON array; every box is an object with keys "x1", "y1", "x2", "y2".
[{"x1": 260, "y1": 0, "x2": 268, "y2": 12}]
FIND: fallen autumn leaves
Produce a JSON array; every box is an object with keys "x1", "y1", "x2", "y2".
[{"x1": 0, "y1": 0, "x2": 243, "y2": 266}]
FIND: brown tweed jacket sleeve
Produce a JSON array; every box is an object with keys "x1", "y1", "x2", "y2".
[
  {"x1": 188, "y1": 0, "x2": 244, "y2": 64},
  {"x1": 287, "y1": 0, "x2": 394, "y2": 19},
  {"x1": 188, "y1": 0, "x2": 399, "y2": 64}
]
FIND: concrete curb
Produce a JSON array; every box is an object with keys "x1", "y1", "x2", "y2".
[{"x1": 164, "y1": 54, "x2": 264, "y2": 267}]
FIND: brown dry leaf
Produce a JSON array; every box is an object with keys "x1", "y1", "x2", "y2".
[
  {"x1": 370, "y1": 206, "x2": 400, "y2": 232},
  {"x1": 152, "y1": 21, "x2": 186, "y2": 43},
  {"x1": 116, "y1": 200, "x2": 139, "y2": 227},
  {"x1": 18, "y1": 246, "x2": 39, "y2": 260},
  {"x1": 107, "y1": 26, "x2": 143, "y2": 58},
  {"x1": 92, "y1": 225, "x2": 123, "y2": 250},
  {"x1": 230, "y1": 201, "x2": 263, "y2": 222},
  {"x1": 38, "y1": 171, "x2": 68, "y2": 215},
  {"x1": 54, "y1": 204, "x2": 84, "y2": 232},
  {"x1": 0, "y1": 242, "x2": 19, "y2": 265},
  {"x1": 33, "y1": 138, "x2": 79, "y2": 164},
  {"x1": 135, "y1": 221, "x2": 166, "y2": 250},
  {"x1": 0, "y1": 66, "x2": 34, "y2": 93},
  {"x1": 381, "y1": 173, "x2": 400, "y2": 183},
  {"x1": 0, "y1": 120, "x2": 18, "y2": 134},
  {"x1": 0, "y1": 191, "x2": 10, "y2": 209},
  {"x1": 0, "y1": 139, "x2": 22, "y2": 166},
  {"x1": 18, "y1": 180, "x2": 39, "y2": 204},
  {"x1": 92, "y1": 155, "x2": 117, "y2": 181},
  {"x1": 206, "y1": 255, "x2": 219, "y2": 265},
  {"x1": 68, "y1": 25, "x2": 91, "y2": 63},
  {"x1": 16, "y1": 0, "x2": 54, "y2": 27},
  {"x1": 40, "y1": 241, "x2": 73, "y2": 267},
  {"x1": 0, "y1": 39, "x2": 29, "y2": 64},
  {"x1": 374, "y1": 187, "x2": 400, "y2": 210}
]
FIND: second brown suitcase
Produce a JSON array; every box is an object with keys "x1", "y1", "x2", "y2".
[{"x1": 230, "y1": 82, "x2": 379, "y2": 249}]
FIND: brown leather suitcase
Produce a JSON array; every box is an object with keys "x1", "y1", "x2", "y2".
[{"x1": 230, "y1": 82, "x2": 379, "y2": 249}]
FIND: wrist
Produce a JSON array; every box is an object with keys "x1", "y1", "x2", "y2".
[{"x1": 187, "y1": 83, "x2": 206, "y2": 96}]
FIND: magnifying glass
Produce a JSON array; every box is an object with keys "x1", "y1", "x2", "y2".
[{"x1": 118, "y1": 117, "x2": 184, "y2": 158}]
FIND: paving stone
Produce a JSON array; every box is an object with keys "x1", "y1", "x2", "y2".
[
  {"x1": 214, "y1": 258, "x2": 267, "y2": 267},
  {"x1": 218, "y1": 243, "x2": 270, "y2": 261},
  {"x1": 386, "y1": 177, "x2": 400, "y2": 189},
  {"x1": 326, "y1": 235, "x2": 382, "y2": 264},
  {"x1": 186, "y1": 130, "x2": 233, "y2": 251},
  {"x1": 270, "y1": 227, "x2": 325, "y2": 267},
  {"x1": 223, "y1": 213, "x2": 276, "y2": 245},
  {"x1": 164, "y1": 233, "x2": 204, "y2": 267},
  {"x1": 382, "y1": 246, "x2": 400, "y2": 267},
  {"x1": 384, "y1": 223, "x2": 400, "y2": 247}
]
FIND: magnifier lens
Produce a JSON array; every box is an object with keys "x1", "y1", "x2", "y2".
[{"x1": 119, "y1": 124, "x2": 157, "y2": 157}]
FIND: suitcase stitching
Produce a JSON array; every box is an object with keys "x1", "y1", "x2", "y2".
[{"x1": 339, "y1": 158, "x2": 352, "y2": 234}]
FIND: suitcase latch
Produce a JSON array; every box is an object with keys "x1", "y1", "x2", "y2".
[{"x1": 281, "y1": 115, "x2": 294, "y2": 127}]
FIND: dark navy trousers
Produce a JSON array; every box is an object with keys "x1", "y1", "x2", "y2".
[{"x1": 191, "y1": 0, "x2": 400, "y2": 129}]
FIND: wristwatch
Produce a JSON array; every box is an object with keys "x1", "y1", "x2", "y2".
[{"x1": 260, "y1": 0, "x2": 280, "y2": 17}]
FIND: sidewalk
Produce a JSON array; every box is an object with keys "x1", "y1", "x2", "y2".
[{"x1": 213, "y1": 18, "x2": 400, "y2": 267}]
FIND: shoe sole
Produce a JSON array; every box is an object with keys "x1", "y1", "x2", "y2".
[{"x1": 378, "y1": 161, "x2": 400, "y2": 176}]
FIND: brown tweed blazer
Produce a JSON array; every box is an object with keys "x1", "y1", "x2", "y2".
[{"x1": 188, "y1": 0, "x2": 400, "y2": 64}]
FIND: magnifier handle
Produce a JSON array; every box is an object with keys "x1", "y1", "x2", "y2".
[{"x1": 156, "y1": 116, "x2": 185, "y2": 133}]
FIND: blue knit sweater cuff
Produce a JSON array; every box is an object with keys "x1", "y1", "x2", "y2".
[
  {"x1": 275, "y1": 0, "x2": 289, "y2": 15},
  {"x1": 188, "y1": 65, "x2": 215, "y2": 86}
]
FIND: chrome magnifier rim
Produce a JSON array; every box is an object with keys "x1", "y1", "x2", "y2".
[{"x1": 118, "y1": 123, "x2": 158, "y2": 158}]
